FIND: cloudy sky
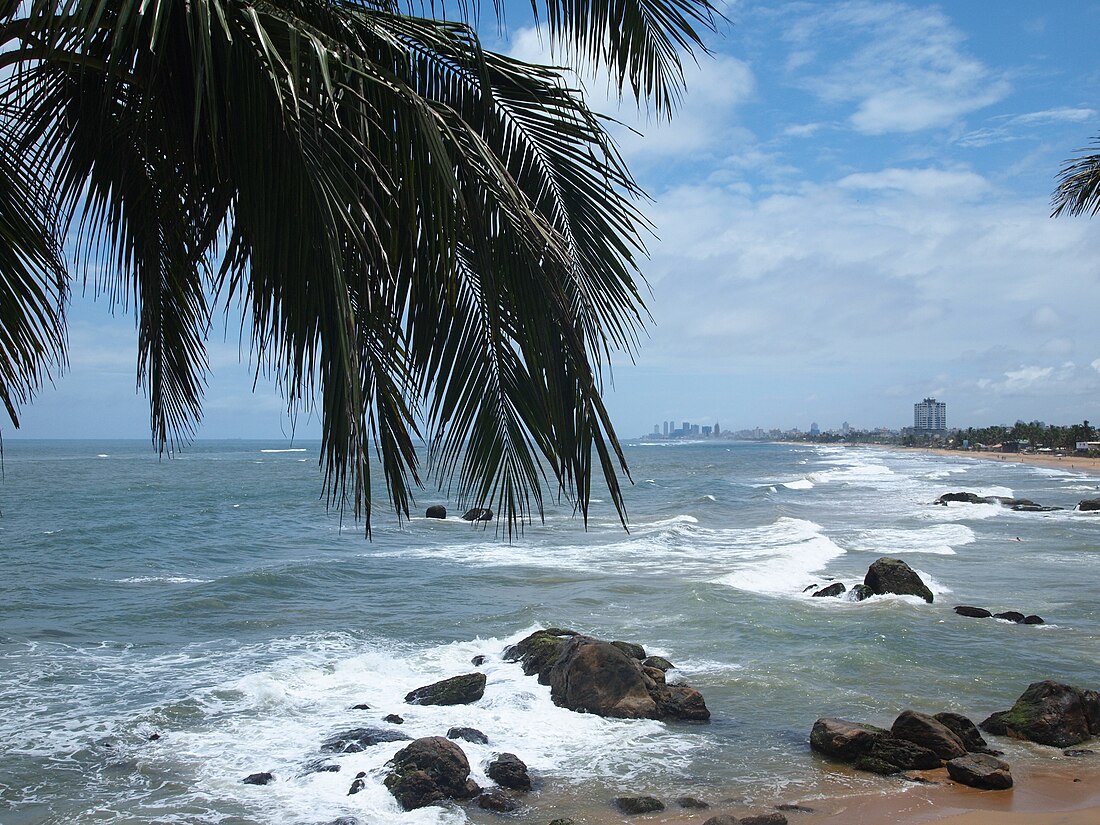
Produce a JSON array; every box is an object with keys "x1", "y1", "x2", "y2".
[{"x1": 12, "y1": 0, "x2": 1100, "y2": 441}]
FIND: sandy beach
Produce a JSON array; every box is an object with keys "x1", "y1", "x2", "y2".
[{"x1": 872, "y1": 446, "x2": 1100, "y2": 478}]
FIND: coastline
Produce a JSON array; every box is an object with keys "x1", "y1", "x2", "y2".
[{"x1": 846, "y1": 444, "x2": 1100, "y2": 478}]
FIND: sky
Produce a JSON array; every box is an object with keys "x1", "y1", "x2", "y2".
[{"x1": 10, "y1": 0, "x2": 1100, "y2": 442}]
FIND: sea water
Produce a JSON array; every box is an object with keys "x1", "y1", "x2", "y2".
[{"x1": 1, "y1": 440, "x2": 1098, "y2": 824}]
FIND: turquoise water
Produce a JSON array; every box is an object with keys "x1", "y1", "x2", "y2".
[{"x1": 2, "y1": 440, "x2": 1098, "y2": 824}]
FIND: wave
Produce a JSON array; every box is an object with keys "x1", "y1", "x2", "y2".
[
  {"x1": 260, "y1": 448, "x2": 308, "y2": 453},
  {"x1": 782, "y1": 478, "x2": 814, "y2": 490},
  {"x1": 710, "y1": 518, "x2": 845, "y2": 597},
  {"x1": 115, "y1": 576, "x2": 213, "y2": 585}
]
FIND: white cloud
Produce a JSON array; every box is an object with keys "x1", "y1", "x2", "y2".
[
  {"x1": 957, "y1": 107, "x2": 1097, "y2": 147},
  {"x1": 837, "y1": 167, "x2": 989, "y2": 200}
]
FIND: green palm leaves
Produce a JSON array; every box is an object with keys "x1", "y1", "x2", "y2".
[
  {"x1": 0, "y1": 0, "x2": 718, "y2": 532},
  {"x1": 1053, "y1": 136, "x2": 1100, "y2": 218}
]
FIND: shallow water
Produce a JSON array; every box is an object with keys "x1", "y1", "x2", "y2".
[{"x1": 1, "y1": 440, "x2": 1098, "y2": 824}]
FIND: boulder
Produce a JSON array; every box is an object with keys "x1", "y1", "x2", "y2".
[
  {"x1": 477, "y1": 789, "x2": 520, "y2": 812},
  {"x1": 856, "y1": 738, "x2": 942, "y2": 773},
  {"x1": 486, "y1": 752, "x2": 531, "y2": 791},
  {"x1": 615, "y1": 796, "x2": 665, "y2": 814},
  {"x1": 462, "y1": 508, "x2": 494, "y2": 522},
  {"x1": 702, "y1": 817, "x2": 739, "y2": 825},
  {"x1": 864, "y1": 557, "x2": 934, "y2": 603},
  {"x1": 503, "y1": 628, "x2": 576, "y2": 684},
  {"x1": 447, "y1": 726, "x2": 488, "y2": 745},
  {"x1": 891, "y1": 710, "x2": 967, "y2": 759},
  {"x1": 934, "y1": 712, "x2": 991, "y2": 753},
  {"x1": 980, "y1": 681, "x2": 1100, "y2": 747},
  {"x1": 425, "y1": 505, "x2": 447, "y2": 519},
  {"x1": 994, "y1": 611, "x2": 1025, "y2": 623},
  {"x1": 812, "y1": 583, "x2": 846, "y2": 598},
  {"x1": 321, "y1": 727, "x2": 410, "y2": 753},
  {"x1": 550, "y1": 637, "x2": 658, "y2": 719},
  {"x1": 937, "y1": 492, "x2": 987, "y2": 504},
  {"x1": 347, "y1": 772, "x2": 366, "y2": 795},
  {"x1": 657, "y1": 684, "x2": 711, "y2": 721},
  {"x1": 742, "y1": 815, "x2": 787, "y2": 825},
  {"x1": 1078, "y1": 499, "x2": 1100, "y2": 511},
  {"x1": 644, "y1": 655, "x2": 675, "y2": 671},
  {"x1": 1064, "y1": 748, "x2": 1095, "y2": 757},
  {"x1": 242, "y1": 771, "x2": 274, "y2": 785},
  {"x1": 676, "y1": 796, "x2": 710, "y2": 809},
  {"x1": 384, "y1": 737, "x2": 480, "y2": 810},
  {"x1": 405, "y1": 673, "x2": 486, "y2": 706},
  {"x1": 954, "y1": 606, "x2": 992, "y2": 618},
  {"x1": 809, "y1": 718, "x2": 886, "y2": 761},
  {"x1": 946, "y1": 753, "x2": 1013, "y2": 790},
  {"x1": 849, "y1": 584, "x2": 873, "y2": 602},
  {"x1": 471, "y1": 654, "x2": 487, "y2": 666},
  {"x1": 1023, "y1": 615, "x2": 1045, "y2": 625},
  {"x1": 611, "y1": 640, "x2": 647, "y2": 660},
  {"x1": 383, "y1": 714, "x2": 404, "y2": 724}
]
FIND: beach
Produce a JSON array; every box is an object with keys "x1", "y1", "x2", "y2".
[
  {"x1": 2, "y1": 439, "x2": 1098, "y2": 825},
  {"x1": 875, "y1": 445, "x2": 1100, "y2": 479}
]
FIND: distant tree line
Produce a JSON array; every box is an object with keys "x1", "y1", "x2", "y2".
[{"x1": 794, "y1": 419, "x2": 1097, "y2": 454}]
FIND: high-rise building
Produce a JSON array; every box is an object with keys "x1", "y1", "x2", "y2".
[
  {"x1": 714, "y1": 421, "x2": 720, "y2": 436},
  {"x1": 914, "y1": 397, "x2": 947, "y2": 431},
  {"x1": 663, "y1": 421, "x2": 669, "y2": 436},
  {"x1": 809, "y1": 422, "x2": 820, "y2": 436}
]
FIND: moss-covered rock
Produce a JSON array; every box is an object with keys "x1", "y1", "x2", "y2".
[
  {"x1": 502, "y1": 629, "x2": 576, "y2": 685},
  {"x1": 405, "y1": 673, "x2": 486, "y2": 706},
  {"x1": 980, "y1": 680, "x2": 1100, "y2": 747}
]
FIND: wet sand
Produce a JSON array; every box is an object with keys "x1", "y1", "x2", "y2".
[{"x1": 876, "y1": 446, "x2": 1100, "y2": 478}]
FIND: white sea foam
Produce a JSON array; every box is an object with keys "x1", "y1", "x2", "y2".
[
  {"x1": 782, "y1": 478, "x2": 814, "y2": 490},
  {"x1": 848, "y1": 524, "x2": 975, "y2": 556},
  {"x1": 260, "y1": 449, "x2": 308, "y2": 453},
  {"x1": 115, "y1": 576, "x2": 213, "y2": 584},
  {"x1": 710, "y1": 518, "x2": 845, "y2": 596}
]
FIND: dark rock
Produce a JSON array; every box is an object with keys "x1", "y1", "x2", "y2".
[
  {"x1": 471, "y1": 654, "x2": 487, "y2": 666},
  {"x1": 1077, "y1": 499, "x2": 1100, "y2": 511},
  {"x1": 384, "y1": 714, "x2": 404, "y2": 724},
  {"x1": 242, "y1": 771, "x2": 274, "y2": 785},
  {"x1": 809, "y1": 718, "x2": 887, "y2": 761},
  {"x1": 351, "y1": 703, "x2": 371, "y2": 710},
  {"x1": 447, "y1": 726, "x2": 489, "y2": 745},
  {"x1": 147, "y1": 733, "x2": 160, "y2": 741},
  {"x1": 462, "y1": 508, "x2": 494, "y2": 522},
  {"x1": 487, "y1": 753, "x2": 531, "y2": 791},
  {"x1": 891, "y1": 710, "x2": 967, "y2": 759},
  {"x1": 321, "y1": 727, "x2": 411, "y2": 753},
  {"x1": 702, "y1": 817, "x2": 739, "y2": 825},
  {"x1": 551, "y1": 637, "x2": 657, "y2": 718},
  {"x1": 776, "y1": 803, "x2": 815, "y2": 813},
  {"x1": 478, "y1": 789, "x2": 520, "y2": 812},
  {"x1": 303, "y1": 760, "x2": 342, "y2": 775},
  {"x1": 812, "y1": 582, "x2": 846, "y2": 598},
  {"x1": 1064, "y1": 748, "x2": 1096, "y2": 757},
  {"x1": 676, "y1": 796, "x2": 710, "y2": 809},
  {"x1": 348, "y1": 771, "x2": 366, "y2": 795},
  {"x1": 425, "y1": 505, "x2": 447, "y2": 519},
  {"x1": 946, "y1": 753, "x2": 1013, "y2": 790},
  {"x1": 980, "y1": 680, "x2": 1099, "y2": 747},
  {"x1": 405, "y1": 673, "x2": 486, "y2": 706},
  {"x1": 849, "y1": 584, "x2": 874, "y2": 602},
  {"x1": 548, "y1": 820, "x2": 576, "y2": 825},
  {"x1": 803, "y1": 584, "x2": 818, "y2": 592},
  {"x1": 658, "y1": 684, "x2": 711, "y2": 721},
  {"x1": 994, "y1": 611, "x2": 1025, "y2": 623},
  {"x1": 937, "y1": 492, "x2": 987, "y2": 504},
  {"x1": 614, "y1": 796, "x2": 665, "y2": 814},
  {"x1": 611, "y1": 640, "x2": 647, "y2": 660},
  {"x1": 1023, "y1": 615, "x2": 1045, "y2": 625},
  {"x1": 643, "y1": 655, "x2": 675, "y2": 671},
  {"x1": 954, "y1": 605, "x2": 993, "y2": 618},
  {"x1": 741, "y1": 815, "x2": 787, "y2": 825},
  {"x1": 326, "y1": 818, "x2": 362, "y2": 825},
  {"x1": 503, "y1": 628, "x2": 576, "y2": 684},
  {"x1": 858, "y1": 737, "x2": 942, "y2": 772},
  {"x1": 384, "y1": 736, "x2": 479, "y2": 810},
  {"x1": 864, "y1": 557, "x2": 934, "y2": 603},
  {"x1": 934, "y1": 712, "x2": 990, "y2": 753}
]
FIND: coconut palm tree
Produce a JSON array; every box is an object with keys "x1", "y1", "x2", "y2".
[
  {"x1": 1053, "y1": 135, "x2": 1100, "y2": 217},
  {"x1": 0, "y1": 0, "x2": 719, "y2": 533}
]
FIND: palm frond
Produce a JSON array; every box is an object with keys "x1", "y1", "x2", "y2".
[{"x1": 1053, "y1": 136, "x2": 1100, "y2": 217}]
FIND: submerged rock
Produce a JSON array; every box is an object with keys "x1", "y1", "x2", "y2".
[
  {"x1": 405, "y1": 673, "x2": 486, "y2": 706},
  {"x1": 954, "y1": 605, "x2": 993, "y2": 618},
  {"x1": 447, "y1": 726, "x2": 488, "y2": 745},
  {"x1": 812, "y1": 582, "x2": 846, "y2": 598},
  {"x1": 462, "y1": 508, "x2": 494, "y2": 522},
  {"x1": 946, "y1": 753, "x2": 1013, "y2": 790},
  {"x1": 864, "y1": 557, "x2": 934, "y2": 603},
  {"x1": 321, "y1": 727, "x2": 410, "y2": 753},
  {"x1": 242, "y1": 771, "x2": 274, "y2": 785},
  {"x1": 994, "y1": 611, "x2": 1025, "y2": 623},
  {"x1": 478, "y1": 789, "x2": 520, "y2": 812},
  {"x1": 676, "y1": 796, "x2": 710, "y2": 809},
  {"x1": 809, "y1": 718, "x2": 886, "y2": 761},
  {"x1": 614, "y1": 796, "x2": 665, "y2": 814},
  {"x1": 849, "y1": 584, "x2": 874, "y2": 602},
  {"x1": 425, "y1": 505, "x2": 447, "y2": 519},
  {"x1": 741, "y1": 814, "x2": 788, "y2": 825},
  {"x1": 980, "y1": 680, "x2": 1100, "y2": 747}
]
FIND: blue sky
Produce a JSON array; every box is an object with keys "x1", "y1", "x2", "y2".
[{"x1": 11, "y1": 0, "x2": 1100, "y2": 441}]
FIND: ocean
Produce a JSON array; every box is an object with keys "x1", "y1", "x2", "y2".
[{"x1": 1, "y1": 439, "x2": 1098, "y2": 824}]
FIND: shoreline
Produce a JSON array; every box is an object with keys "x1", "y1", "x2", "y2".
[{"x1": 841, "y1": 443, "x2": 1100, "y2": 478}]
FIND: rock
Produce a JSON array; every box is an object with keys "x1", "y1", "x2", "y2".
[
  {"x1": 615, "y1": 796, "x2": 665, "y2": 814},
  {"x1": 611, "y1": 640, "x2": 647, "y2": 660},
  {"x1": 447, "y1": 726, "x2": 489, "y2": 745},
  {"x1": 1077, "y1": 499, "x2": 1100, "y2": 511},
  {"x1": 321, "y1": 727, "x2": 411, "y2": 753},
  {"x1": 934, "y1": 712, "x2": 991, "y2": 753},
  {"x1": 741, "y1": 815, "x2": 787, "y2": 825},
  {"x1": 994, "y1": 611, "x2": 1025, "y2": 623},
  {"x1": 471, "y1": 654, "x2": 487, "y2": 666},
  {"x1": 348, "y1": 771, "x2": 366, "y2": 795},
  {"x1": 864, "y1": 557, "x2": 934, "y2": 603},
  {"x1": 849, "y1": 584, "x2": 873, "y2": 602},
  {"x1": 147, "y1": 733, "x2": 160, "y2": 741},
  {"x1": 384, "y1": 714, "x2": 404, "y2": 724},
  {"x1": 486, "y1": 753, "x2": 531, "y2": 791},
  {"x1": 857, "y1": 737, "x2": 942, "y2": 772},
  {"x1": 676, "y1": 796, "x2": 710, "y2": 809},
  {"x1": 351, "y1": 703, "x2": 371, "y2": 710},
  {"x1": 425, "y1": 505, "x2": 447, "y2": 519},
  {"x1": 550, "y1": 637, "x2": 658, "y2": 718},
  {"x1": 405, "y1": 673, "x2": 486, "y2": 706},
  {"x1": 643, "y1": 655, "x2": 675, "y2": 671},
  {"x1": 980, "y1": 681, "x2": 1100, "y2": 747},
  {"x1": 242, "y1": 771, "x2": 274, "y2": 785},
  {"x1": 326, "y1": 818, "x2": 362, "y2": 825},
  {"x1": 1064, "y1": 748, "x2": 1096, "y2": 757},
  {"x1": 384, "y1": 736, "x2": 479, "y2": 810},
  {"x1": 809, "y1": 718, "x2": 887, "y2": 761},
  {"x1": 303, "y1": 760, "x2": 341, "y2": 774},
  {"x1": 776, "y1": 804, "x2": 815, "y2": 813},
  {"x1": 462, "y1": 508, "x2": 494, "y2": 521},
  {"x1": 548, "y1": 820, "x2": 576, "y2": 825},
  {"x1": 478, "y1": 789, "x2": 520, "y2": 812},
  {"x1": 702, "y1": 817, "x2": 739, "y2": 825},
  {"x1": 937, "y1": 492, "x2": 987, "y2": 504},
  {"x1": 954, "y1": 605, "x2": 993, "y2": 618},
  {"x1": 812, "y1": 582, "x2": 846, "y2": 598},
  {"x1": 891, "y1": 710, "x2": 967, "y2": 759},
  {"x1": 946, "y1": 753, "x2": 1013, "y2": 790},
  {"x1": 1023, "y1": 615, "x2": 1045, "y2": 625},
  {"x1": 503, "y1": 628, "x2": 576, "y2": 684},
  {"x1": 659, "y1": 684, "x2": 711, "y2": 721}
]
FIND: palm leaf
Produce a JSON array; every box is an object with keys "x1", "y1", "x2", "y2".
[{"x1": 1053, "y1": 136, "x2": 1100, "y2": 217}]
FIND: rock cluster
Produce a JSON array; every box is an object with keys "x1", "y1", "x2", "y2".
[
  {"x1": 504, "y1": 628, "x2": 709, "y2": 721},
  {"x1": 805, "y1": 558, "x2": 932, "y2": 603},
  {"x1": 935, "y1": 491, "x2": 1061, "y2": 511},
  {"x1": 954, "y1": 605, "x2": 1044, "y2": 624}
]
